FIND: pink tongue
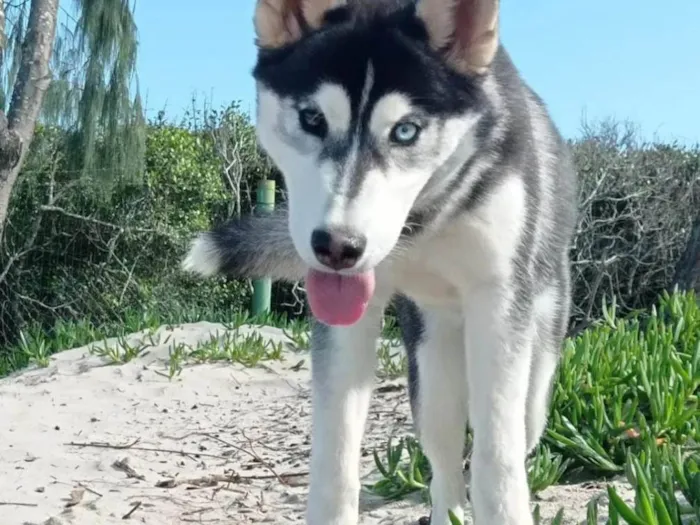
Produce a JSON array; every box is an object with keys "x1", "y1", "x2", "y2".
[{"x1": 305, "y1": 269, "x2": 376, "y2": 326}]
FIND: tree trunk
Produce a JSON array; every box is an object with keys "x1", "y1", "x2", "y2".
[
  {"x1": 0, "y1": 0, "x2": 59, "y2": 240},
  {"x1": 672, "y1": 214, "x2": 700, "y2": 296}
]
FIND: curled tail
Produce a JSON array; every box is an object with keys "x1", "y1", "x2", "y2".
[{"x1": 181, "y1": 207, "x2": 307, "y2": 282}]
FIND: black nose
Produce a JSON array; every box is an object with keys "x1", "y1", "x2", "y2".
[{"x1": 310, "y1": 227, "x2": 367, "y2": 270}]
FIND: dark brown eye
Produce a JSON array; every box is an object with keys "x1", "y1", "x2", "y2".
[{"x1": 299, "y1": 107, "x2": 328, "y2": 138}]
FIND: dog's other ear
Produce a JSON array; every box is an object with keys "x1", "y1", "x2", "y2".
[
  {"x1": 254, "y1": 0, "x2": 346, "y2": 49},
  {"x1": 416, "y1": 0, "x2": 499, "y2": 75}
]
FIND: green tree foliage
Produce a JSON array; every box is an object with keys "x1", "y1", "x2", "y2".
[
  {"x1": 144, "y1": 122, "x2": 226, "y2": 234},
  {"x1": 0, "y1": 0, "x2": 144, "y2": 237}
]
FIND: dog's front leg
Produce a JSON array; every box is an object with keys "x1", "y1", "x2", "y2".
[
  {"x1": 306, "y1": 304, "x2": 383, "y2": 525},
  {"x1": 464, "y1": 285, "x2": 533, "y2": 525},
  {"x1": 411, "y1": 306, "x2": 469, "y2": 524}
]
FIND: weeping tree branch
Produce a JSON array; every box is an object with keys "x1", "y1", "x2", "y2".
[
  {"x1": 0, "y1": 0, "x2": 59, "y2": 239},
  {"x1": 0, "y1": 0, "x2": 6, "y2": 74}
]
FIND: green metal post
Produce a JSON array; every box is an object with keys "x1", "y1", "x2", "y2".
[{"x1": 251, "y1": 178, "x2": 276, "y2": 316}]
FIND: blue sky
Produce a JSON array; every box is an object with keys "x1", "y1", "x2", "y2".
[{"x1": 134, "y1": 0, "x2": 700, "y2": 145}]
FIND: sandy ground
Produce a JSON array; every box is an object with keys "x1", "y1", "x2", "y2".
[{"x1": 0, "y1": 322, "x2": 634, "y2": 524}]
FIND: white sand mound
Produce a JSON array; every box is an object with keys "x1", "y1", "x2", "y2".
[{"x1": 0, "y1": 322, "x2": 633, "y2": 524}]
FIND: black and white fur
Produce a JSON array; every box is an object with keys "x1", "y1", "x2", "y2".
[{"x1": 182, "y1": 0, "x2": 578, "y2": 523}]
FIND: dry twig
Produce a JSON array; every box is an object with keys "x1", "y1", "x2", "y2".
[{"x1": 65, "y1": 440, "x2": 230, "y2": 460}]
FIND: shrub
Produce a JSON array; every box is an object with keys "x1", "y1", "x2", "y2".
[{"x1": 1, "y1": 113, "x2": 698, "y2": 371}]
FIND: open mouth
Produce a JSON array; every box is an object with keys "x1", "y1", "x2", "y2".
[{"x1": 305, "y1": 268, "x2": 376, "y2": 327}]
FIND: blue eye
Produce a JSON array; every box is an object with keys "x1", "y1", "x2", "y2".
[{"x1": 390, "y1": 121, "x2": 421, "y2": 145}]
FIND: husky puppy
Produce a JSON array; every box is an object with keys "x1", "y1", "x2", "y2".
[{"x1": 182, "y1": 0, "x2": 578, "y2": 523}]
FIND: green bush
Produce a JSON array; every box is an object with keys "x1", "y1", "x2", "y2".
[
  {"x1": 569, "y1": 120, "x2": 700, "y2": 332},
  {"x1": 0, "y1": 105, "x2": 267, "y2": 354},
  {"x1": 143, "y1": 124, "x2": 226, "y2": 234}
]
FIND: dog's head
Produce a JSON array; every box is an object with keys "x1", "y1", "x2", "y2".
[{"x1": 253, "y1": 0, "x2": 500, "y2": 273}]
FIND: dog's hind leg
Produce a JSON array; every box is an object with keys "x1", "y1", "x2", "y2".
[
  {"x1": 393, "y1": 294, "x2": 425, "y2": 427},
  {"x1": 306, "y1": 301, "x2": 385, "y2": 525},
  {"x1": 525, "y1": 347, "x2": 559, "y2": 454},
  {"x1": 526, "y1": 283, "x2": 569, "y2": 454},
  {"x1": 410, "y1": 305, "x2": 469, "y2": 524}
]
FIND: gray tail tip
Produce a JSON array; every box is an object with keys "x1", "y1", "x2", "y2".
[{"x1": 181, "y1": 233, "x2": 222, "y2": 277}]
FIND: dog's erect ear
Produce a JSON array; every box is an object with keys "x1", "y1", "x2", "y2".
[
  {"x1": 416, "y1": 0, "x2": 499, "y2": 75},
  {"x1": 254, "y1": 0, "x2": 345, "y2": 49}
]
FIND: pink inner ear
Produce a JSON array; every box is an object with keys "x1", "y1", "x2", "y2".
[
  {"x1": 255, "y1": 0, "x2": 304, "y2": 48},
  {"x1": 283, "y1": 8, "x2": 303, "y2": 37},
  {"x1": 454, "y1": 0, "x2": 479, "y2": 46},
  {"x1": 284, "y1": 0, "x2": 305, "y2": 26}
]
